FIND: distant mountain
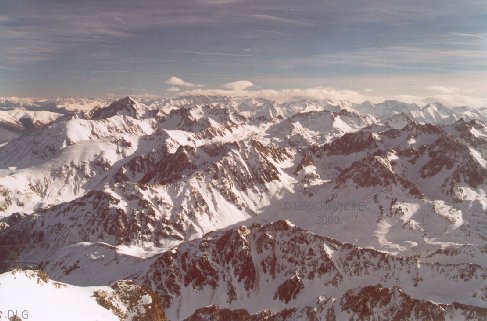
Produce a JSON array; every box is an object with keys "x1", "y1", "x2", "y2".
[
  {"x1": 350, "y1": 100, "x2": 487, "y2": 124},
  {"x1": 0, "y1": 108, "x2": 63, "y2": 144},
  {"x1": 0, "y1": 96, "x2": 110, "y2": 111},
  {"x1": 351, "y1": 100, "x2": 420, "y2": 119}
]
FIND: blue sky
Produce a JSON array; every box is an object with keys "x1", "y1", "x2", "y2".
[{"x1": 1, "y1": 0, "x2": 486, "y2": 106}]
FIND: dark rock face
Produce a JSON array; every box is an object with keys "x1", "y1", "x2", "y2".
[
  {"x1": 18, "y1": 117, "x2": 34, "y2": 132},
  {"x1": 325, "y1": 132, "x2": 380, "y2": 155},
  {"x1": 1, "y1": 96, "x2": 486, "y2": 321},
  {"x1": 182, "y1": 306, "x2": 255, "y2": 321},
  {"x1": 94, "y1": 279, "x2": 167, "y2": 321},
  {"x1": 336, "y1": 154, "x2": 424, "y2": 198},
  {"x1": 183, "y1": 283, "x2": 487, "y2": 321},
  {"x1": 136, "y1": 221, "x2": 485, "y2": 319},
  {"x1": 340, "y1": 284, "x2": 487, "y2": 321},
  {"x1": 273, "y1": 274, "x2": 305, "y2": 303},
  {"x1": 91, "y1": 97, "x2": 139, "y2": 120}
]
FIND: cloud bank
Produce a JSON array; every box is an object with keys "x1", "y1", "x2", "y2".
[{"x1": 164, "y1": 77, "x2": 487, "y2": 108}]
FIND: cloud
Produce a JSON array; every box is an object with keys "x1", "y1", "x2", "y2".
[
  {"x1": 425, "y1": 86, "x2": 485, "y2": 106},
  {"x1": 2, "y1": 0, "x2": 487, "y2": 99},
  {"x1": 167, "y1": 87, "x2": 181, "y2": 92},
  {"x1": 166, "y1": 76, "x2": 196, "y2": 87},
  {"x1": 450, "y1": 32, "x2": 487, "y2": 40},
  {"x1": 0, "y1": 2, "x2": 216, "y2": 66},
  {"x1": 0, "y1": 16, "x2": 11, "y2": 23},
  {"x1": 175, "y1": 86, "x2": 370, "y2": 104},
  {"x1": 429, "y1": 86, "x2": 474, "y2": 95},
  {"x1": 275, "y1": 45, "x2": 487, "y2": 72},
  {"x1": 129, "y1": 93, "x2": 161, "y2": 98},
  {"x1": 248, "y1": 14, "x2": 314, "y2": 27},
  {"x1": 424, "y1": 94, "x2": 487, "y2": 108},
  {"x1": 175, "y1": 50, "x2": 252, "y2": 57},
  {"x1": 198, "y1": 0, "x2": 242, "y2": 4},
  {"x1": 167, "y1": 81, "x2": 486, "y2": 108},
  {"x1": 429, "y1": 86, "x2": 461, "y2": 94},
  {"x1": 222, "y1": 80, "x2": 254, "y2": 91}
]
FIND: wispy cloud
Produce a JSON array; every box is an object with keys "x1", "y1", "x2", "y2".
[
  {"x1": 197, "y1": 0, "x2": 242, "y2": 4},
  {"x1": 0, "y1": 16, "x2": 12, "y2": 23},
  {"x1": 248, "y1": 14, "x2": 314, "y2": 27},
  {"x1": 272, "y1": 45, "x2": 487, "y2": 72},
  {"x1": 175, "y1": 50, "x2": 252, "y2": 57},
  {"x1": 0, "y1": 2, "x2": 216, "y2": 66},
  {"x1": 253, "y1": 29, "x2": 287, "y2": 36},
  {"x1": 450, "y1": 32, "x2": 487, "y2": 40}
]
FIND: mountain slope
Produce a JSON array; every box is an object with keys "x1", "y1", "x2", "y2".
[
  {"x1": 0, "y1": 95, "x2": 486, "y2": 321},
  {"x1": 137, "y1": 221, "x2": 485, "y2": 320}
]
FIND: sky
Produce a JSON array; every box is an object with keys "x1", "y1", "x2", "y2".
[{"x1": 0, "y1": 0, "x2": 486, "y2": 106}]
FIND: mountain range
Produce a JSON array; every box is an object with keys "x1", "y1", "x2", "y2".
[{"x1": 0, "y1": 95, "x2": 486, "y2": 321}]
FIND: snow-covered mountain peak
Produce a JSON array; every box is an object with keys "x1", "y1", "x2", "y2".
[
  {"x1": 90, "y1": 96, "x2": 143, "y2": 120},
  {"x1": 384, "y1": 112, "x2": 415, "y2": 129}
]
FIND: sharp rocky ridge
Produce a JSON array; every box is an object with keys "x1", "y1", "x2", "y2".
[{"x1": 0, "y1": 95, "x2": 486, "y2": 321}]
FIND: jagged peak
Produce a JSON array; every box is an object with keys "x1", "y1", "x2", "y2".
[
  {"x1": 336, "y1": 152, "x2": 424, "y2": 197},
  {"x1": 454, "y1": 117, "x2": 486, "y2": 130},
  {"x1": 90, "y1": 96, "x2": 141, "y2": 120}
]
